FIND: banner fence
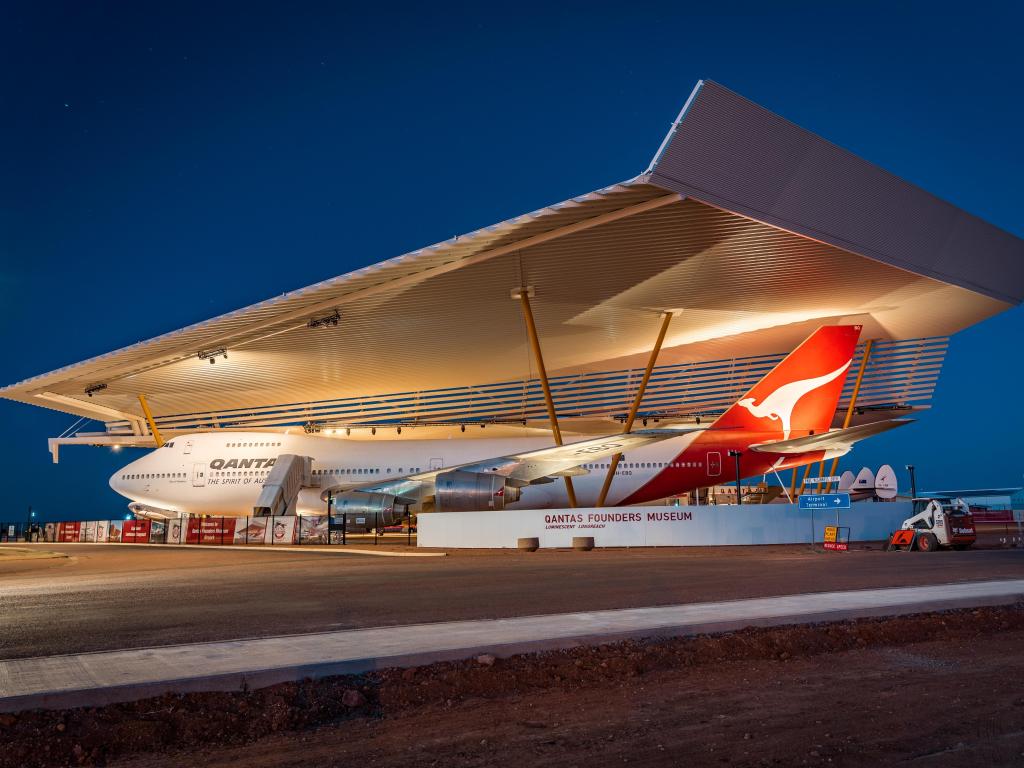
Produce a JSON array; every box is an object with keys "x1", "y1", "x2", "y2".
[{"x1": 0, "y1": 514, "x2": 414, "y2": 546}]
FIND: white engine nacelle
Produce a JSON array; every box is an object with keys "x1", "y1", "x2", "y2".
[{"x1": 434, "y1": 470, "x2": 521, "y2": 512}]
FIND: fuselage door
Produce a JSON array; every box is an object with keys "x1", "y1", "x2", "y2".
[
  {"x1": 429, "y1": 457, "x2": 444, "y2": 471},
  {"x1": 184, "y1": 440, "x2": 193, "y2": 455},
  {"x1": 707, "y1": 451, "x2": 722, "y2": 477},
  {"x1": 192, "y1": 462, "x2": 206, "y2": 487}
]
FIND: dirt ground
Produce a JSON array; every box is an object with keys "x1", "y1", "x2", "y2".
[{"x1": 3, "y1": 604, "x2": 1024, "y2": 768}]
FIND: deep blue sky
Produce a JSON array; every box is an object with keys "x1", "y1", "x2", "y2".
[{"x1": 2, "y1": 2, "x2": 1022, "y2": 521}]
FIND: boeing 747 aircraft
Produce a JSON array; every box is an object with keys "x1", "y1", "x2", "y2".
[{"x1": 109, "y1": 326, "x2": 908, "y2": 523}]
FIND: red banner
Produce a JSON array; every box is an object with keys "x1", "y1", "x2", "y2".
[
  {"x1": 822, "y1": 541, "x2": 849, "y2": 551},
  {"x1": 58, "y1": 522, "x2": 81, "y2": 542},
  {"x1": 969, "y1": 506, "x2": 1012, "y2": 523},
  {"x1": 122, "y1": 520, "x2": 152, "y2": 543},
  {"x1": 186, "y1": 518, "x2": 237, "y2": 544}
]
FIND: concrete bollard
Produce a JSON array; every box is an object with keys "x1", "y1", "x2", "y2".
[
  {"x1": 572, "y1": 536, "x2": 595, "y2": 551},
  {"x1": 517, "y1": 537, "x2": 539, "y2": 552}
]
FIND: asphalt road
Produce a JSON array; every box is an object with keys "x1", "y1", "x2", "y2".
[{"x1": 1, "y1": 543, "x2": 1022, "y2": 659}]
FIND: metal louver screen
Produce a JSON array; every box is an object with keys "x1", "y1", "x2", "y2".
[{"x1": 102, "y1": 337, "x2": 946, "y2": 435}]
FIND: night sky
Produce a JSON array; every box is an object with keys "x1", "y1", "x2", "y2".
[{"x1": 2, "y1": 2, "x2": 1022, "y2": 522}]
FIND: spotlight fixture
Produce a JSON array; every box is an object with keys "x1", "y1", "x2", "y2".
[
  {"x1": 460, "y1": 424, "x2": 466, "y2": 432},
  {"x1": 371, "y1": 427, "x2": 376, "y2": 436},
  {"x1": 84, "y1": 383, "x2": 107, "y2": 398},
  {"x1": 198, "y1": 348, "x2": 228, "y2": 364},
  {"x1": 397, "y1": 426, "x2": 402, "y2": 435},
  {"x1": 307, "y1": 309, "x2": 341, "y2": 329},
  {"x1": 345, "y1": 427, "x2": 351, "y2": 436}
]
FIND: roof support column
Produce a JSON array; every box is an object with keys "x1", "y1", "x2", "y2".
[
  {"x1": 138, "y1": 394, "x2": 165, "y2": 448},
  {"x1": 825, "y1": 339, "x2": 874, "y2": 493},
  {"x1": 513, "y1": 286, "x2": 576, "y2": 508},
  {"x1": 596, "y1": 311, "x2": 674, "y2": 507},
  {"x1": 796, "y1": 462, "x2": 813, "y2": 497}
]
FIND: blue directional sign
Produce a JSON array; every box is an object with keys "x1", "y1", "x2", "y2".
[{"x1": 798, "y1": 493, "x2": 851, "y2": 510}]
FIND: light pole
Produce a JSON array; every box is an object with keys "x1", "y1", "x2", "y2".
[
  {"x1": 326, "y1": 490, "x2": 333, "y2": 545},
  {"x1": 728, "y1": 450, "x2": 743, "y2": 505},
  {"x1": 905, "y1": 464, "x2": 917, "y2": 499}
]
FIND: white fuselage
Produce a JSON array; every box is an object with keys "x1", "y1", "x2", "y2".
[{"x1": 109, "y1": 431, "x2": 705, "y2": 517}]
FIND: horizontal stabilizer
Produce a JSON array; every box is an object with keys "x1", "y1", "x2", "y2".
[{"x1": 749, "y1": 418, "x2": 912, "y2": 455}]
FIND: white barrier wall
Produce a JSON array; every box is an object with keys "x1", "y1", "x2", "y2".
[{"x1": 417, "y1": 502, "x2": 913, "y2": 549}]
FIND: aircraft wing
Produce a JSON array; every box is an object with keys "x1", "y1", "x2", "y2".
[
  {"x1": 457, "y1": 428, "x2": 701, "y2": 483},
  {"x1": 749, "y1": 418, "x2": 912, "y2": 455},
  {"x1": 320, "y1": 427, "x2": 702, "y2": 501}
]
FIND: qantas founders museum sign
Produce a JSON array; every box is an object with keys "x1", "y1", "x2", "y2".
[{"x1": 417, "y1": 503, "x2": 911, "y2": 549}]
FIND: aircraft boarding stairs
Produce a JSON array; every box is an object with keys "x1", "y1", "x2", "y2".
[{"x1": 253, "y1": 454, "x2": 315, "y2": 516}]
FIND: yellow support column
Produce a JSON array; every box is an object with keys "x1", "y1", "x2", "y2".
[
  {"x1": 815, "y1": 459, "x2": 826, "y2": 493},
  {"x1": 137, "y1": 394, "x2": 165, "y2": 448},
  {"x1": 825, "y1": 339, "x2": 874, "y2": 493},
  {"x1": 515, "y1": 287, "x2": 577, "y2": 508},
  {"x1": 796, "y1": 462, "x2": 813, "y2": 497},
  {"x1": 597, "y1": 311, "x2": 673, "y2": 507}
]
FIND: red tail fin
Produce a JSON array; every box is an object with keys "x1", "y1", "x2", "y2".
[{"x1": 713, "y1": 326, "x2": 862, "y2": 439}]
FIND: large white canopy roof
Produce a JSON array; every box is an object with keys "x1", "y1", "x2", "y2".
[{"x1": 4, "y1": 81, "x2": 1022, "y2": 448}]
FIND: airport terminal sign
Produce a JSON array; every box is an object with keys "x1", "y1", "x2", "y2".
[{"x1": 798, "y1": 493, "x2": 850, "y2": 510}]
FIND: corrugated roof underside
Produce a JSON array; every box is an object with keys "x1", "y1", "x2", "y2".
[
  {"x1": 1, "y1": 180, "x2": 666, "y2": 395},
  {"x1": 650, "y1": 80, "x2": 1024, "y2": 305},
  {"x1": 4, "y1": 196, "x2": 1006, "y2": 422}
]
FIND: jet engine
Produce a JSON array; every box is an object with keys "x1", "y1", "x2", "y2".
[
  {"x1": 331, "y1": 490, "x2": 406, "y2": 527},
  {"x1": 434, "y1": 470, "x2": 521, "y2": 512}
]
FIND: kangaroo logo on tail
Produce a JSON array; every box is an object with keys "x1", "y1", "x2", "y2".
[{"x1": 737, "y1": 360, "x2": 851, "y2": 439}]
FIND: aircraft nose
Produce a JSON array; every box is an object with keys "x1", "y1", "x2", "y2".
[{"x1": 109, "y1": 467, "x2": 127, "y2": 496}]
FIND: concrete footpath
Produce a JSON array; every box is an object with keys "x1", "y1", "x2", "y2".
[{"x1": 2, "y1": 578, "x2": 1023, "y2": 712}]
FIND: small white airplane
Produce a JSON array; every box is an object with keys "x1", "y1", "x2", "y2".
[{"x1": 110, "y1": 325, "x2": 909, "y2": 523}]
